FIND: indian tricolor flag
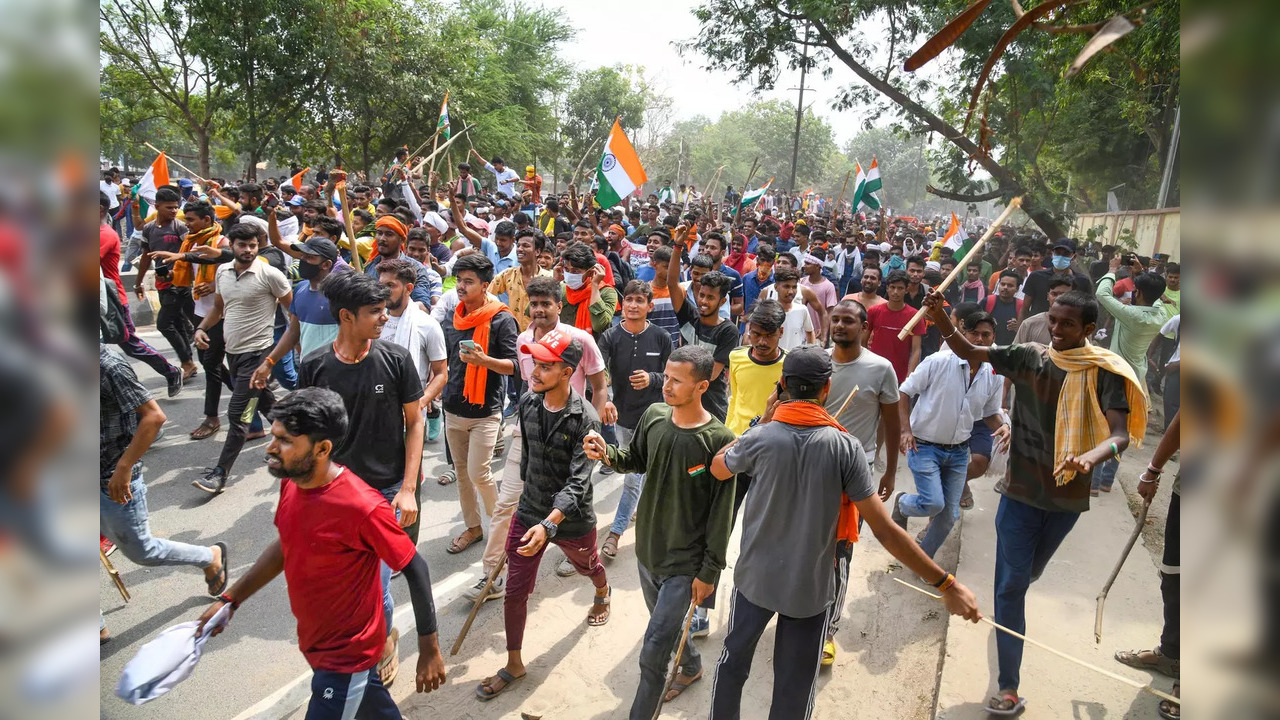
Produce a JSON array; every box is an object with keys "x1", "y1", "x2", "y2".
[
  {"x1": 594, "y1": 119, "x2": 647, "y2": 209},
  {"x1": 858, "y1": 156, "x2": 882, "y2": 211},
  {"x1": 850, "y1": 160, "x2": 867, "y2": 212},
  {"x1": 738, "y1": 177, "x2": 773, "y2": 212},
  {"x1": 941, "y1": 212, "x2": 974, "y2": 260},
  {"x1": 437, "y1": 91, "x2": 451, "y2": 141},
  {"x1": 136, "y1": 151, "x2": 170, "y2": 206}
]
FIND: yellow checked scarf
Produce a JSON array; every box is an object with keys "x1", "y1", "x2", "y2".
[
  {"x1": 172, "y1": 222, "x2": 223, "y2": 290},
  {"x1": 1047, "y1": 344, "x2": 1149, "y2": 485}
]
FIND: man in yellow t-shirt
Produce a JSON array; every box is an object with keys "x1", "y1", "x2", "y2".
[{"x1": 726, "y1": 299, "x2": 787, "y2": 438}]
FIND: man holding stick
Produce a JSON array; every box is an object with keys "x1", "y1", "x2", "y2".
[{"x1": 919, "y1": 288, "x2": 1146, "y2": 715}]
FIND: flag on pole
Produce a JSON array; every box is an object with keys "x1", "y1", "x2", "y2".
[
  {"x1": 594, "y1": 119, "x2": 647, "y2": 209},
  {"x1": 850, "y1": 161, "x2": 867, "y2": 214},
  {"x1": 437, "y1": 92, "x2": 451, "y2": 141},
  {"x1": 137, "y1": 152, "x2": 170, "y2": 206},
  {"x1": 290, "y1": 167, "x2": 310, "y2": 190},
  {"x1": 738, "y1": 177, "x2": 773, "y2": 212},
  {"x1": 858, "y1": 157, "x2": 882, "y2": 211},
  {"x1": 941, "y1": 212, "x2": 974, "y2": 260}
]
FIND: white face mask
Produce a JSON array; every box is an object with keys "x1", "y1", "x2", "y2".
[{"x1": 564, "y1": 271, "x2": 585, "y2": 290}]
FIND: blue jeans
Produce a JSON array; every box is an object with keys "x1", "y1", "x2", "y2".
[
  {"x1": 611, "y1": 425, "x2": 645, "y2": 536},
  {"x1": 305, "y1": 668, "x2": 399, "y2": 720},
  {"x1": 901, "y1": 442, "x2": 970, "y2": 557},
  {"x1": 100, "y1": 473, "x2": 213, "y2": 568},
  {"x1": 1092, "y1": 457, "x2": 1118, "y2": 491},
  {"x1": 993, "y1": 495, "x2": 1080, "y2": 691},
  {"x1": 630, "y1": 565, "x2": 701, "y2": 720},
  {"x1": 271, "y1": 323, "x2": 298, "y2": 390},
  {"x1": 376, "y1": 485, "x2": 403, "y2": 638}
]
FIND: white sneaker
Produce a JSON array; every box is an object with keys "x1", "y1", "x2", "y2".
[{"x1": 463, "y1": 574, "x2": 506, "y2": 602}]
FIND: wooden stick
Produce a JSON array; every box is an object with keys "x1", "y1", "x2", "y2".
[
  {"x1": 1095, "y1": 500, "x2": 1149, "y2": 643},
  {"x1": 574, "y1": 136, "x2": 603, "y2": 181},
  {"x1": 101, "y1": 547, "x2": 130, "y2": 602},
  {"x1": 429, "y1": 91, "x2": 448, "y2": 175},
  {"x1": 833, "y1": 385, "x2": 860, "y2": 420},
  {"x1": 143, "y1": 142, "x2": 207, "y2": 184},
  {"x1": 897, "y1": 196, "x2": 1022, "y2": 340},
  {"x1": 834, "y1": 171, "x2": 851, "y2": 220},
  {"x1": 336, "y1": 183, "x2": 362, "y2": 274},
  {"x1": 734, "y1": 157, "x2": 760, "y2": 229},
  {"x1": 891, "y1": 578, "x2": 1178, "y2": 704},
  {"x1": 411, "y1": 122, "x2": 473, "y2": 176},
  {"x1": 451, "y1": 553, "x2": 507, "y2": 656},
  {"x1": 652, "y1": 602, "x2": 699, "y2": 720}
]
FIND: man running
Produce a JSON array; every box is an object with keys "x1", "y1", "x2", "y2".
[
  {"x1": 194, "y1": 387, "x2": 446, "y2": 717},
  {"x1": 866, "y1": 269, "x2": 925, "y2": 382}
]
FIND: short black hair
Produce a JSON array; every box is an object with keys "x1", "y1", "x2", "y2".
[
  {"x1": 884, "y1": 269, "x2": 909, "y2": 287},
  {"x1": 561, "y1": 242, "x2": 597, "y2": 272},
  {"x1": 323, "y1": 264, "x2": 390, "y2": 321},
  {"x1": 962, "y1": 310, "x2": 996, "y2": 333},
  {"x1": 1133, "y1": 271, "x2": 1167, "y2": 304},
  {"x1": 495, "y1": 220, "x2": 516, "y2": 238},
  {"x1": 834, "y1": 298, "x2": 867, "y2": 323},
  {"x1": 999, "y1": 270, "x2": 1022, "y2": 284},
  {"x1": 702, "y1": 233, "x2": 726, "y2": 252},
  {"x1": 651, "y1": 245, "x2": 673, "y2": 263},
  {"x1": 100, "y1": 191, "x2": 111, "y2": 210},
  {"x1": 183, "y1": 200, "x2": 216, "y2": 221},
  {"x1": 352, "y1": 208, "x2": 374, "y2": 226},
  {"x1": 269, "y1": 387, "x2": 349, "y2": 444},
  {"x1": 952, "y1": 301, "x2": 983, "y2": 326},
  {"x1": 1052, "y1": 290, "x2": 1099, "y2": 326},
  {"x1": 154, "y1": 187, "x2": 181, "y2": 204},
  {"x1": 1165, "y1": 262, "x2": 1180, "y2": 275},
  {"x1": 690, "y1": 253, "x2": 714, "y2": 270},
  {"x1": 669, "y1": 345, "x2": 714, "y2": 382},
  {"x1": 544, "y1": 197, "x2": 560, "y2": 212},
  {"x1": 756, "y1": 244, "x2": 776, "y2": 263},
  {"x1": 376, "y1": 197, "x2": 398, "y2": 211},
  {"x1": 773, "y1": 266, "x2": 800, "y2": 284},
  {"x1": 226, "y1": 222, "x2": 259, "y2": 244},
  {"x1": 454, "y1": 252, "x2": 495, "y2": 283},
  {"x1": 746, "y1": 298, "x2": 785, "y2": 333},
  {"x1": 491, "y1": 156, "x2": 504, "y2": 165},
  {"x1": 515, "y1": 228, "x2": 547, "y2": 252},
  {"x1": 622, "y1": 279, "x2": 653, "y2": 300},
  {"x1": 313, "y1": 216, "x2": 344, "y2": 240},
  {"x1": 526, "y1": 275, "x2": 561, "y2": 301},
  {"x1": 377, "y1": 257, "x2": 417, "y2": 286},
  {"x1": 240, "y1": 183, "x2": 263, "y2": 199},
  {"x1": 1047, "y1": 275, "x2": 1075, "y2": 292},
  {"x1": 1013, "y1": 244, "x2": 1033, "y2": 257},
  {"x1": 406, "y1": 227, "x2": 429, "y2": 245},
  {"x1": 698, "y1": 270, "x2": 734, "y2": 301},
  {"x1": 906, "y1": 254, "x2": 927, "y2": 269}
]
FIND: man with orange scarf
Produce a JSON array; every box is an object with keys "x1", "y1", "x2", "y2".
[
  {"x1": 440, "y1": 253, "x2": 519, "y2": 556},
  {"x1": 558, "y1": 241, "x2": 617, "y2": 338},
  {"x1": 707, "y1": 345, "x2": 982, "y2": 720}
]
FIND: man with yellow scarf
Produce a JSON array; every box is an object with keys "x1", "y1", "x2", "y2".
[{"x1": 920, "y1": 288, "x2": 1147, "y2": 717}]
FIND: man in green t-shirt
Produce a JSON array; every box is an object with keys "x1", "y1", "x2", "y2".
[{"x1": 584, "y1": 345, "x2": 737, "y2": 717}]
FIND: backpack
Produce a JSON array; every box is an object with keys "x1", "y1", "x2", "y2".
[
  {"x1": 609, "y1": 251, "x2": 633, "y2": 296},
  {"x1": 101, "y1": 277, "x2": 128, "y2": 344},
  {"x1": 985, "y1": 295, "x2": 1023, "y2": 315}
]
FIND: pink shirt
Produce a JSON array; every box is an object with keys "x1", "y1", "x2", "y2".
[
  {"x1": 516, "y1": 322, "x2": 606, "y2": 397},
  {"x1": 799, "y1": 276, "x2": 838, "y2": 332}
]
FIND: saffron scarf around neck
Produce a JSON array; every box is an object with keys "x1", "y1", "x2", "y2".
[
  {"x1": 173, "y1": 223, "x2": 223, "y2": 289},
  {"x1": 1047, "y1": 344, "x2": 1149, "y2": 485},
  {"x1": 563, "y1": 281, "x2": 595, "y2": 332},
  {"x1": 770, "y1": 401, "x2": 862, "y2": 543},
  {"x1": 453, "y1": 299, "x2": 510, "y2": 406}
]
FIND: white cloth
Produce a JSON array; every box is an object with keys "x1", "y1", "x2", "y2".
[
  {"x1": 381, "y1": 300, "x2": 447, "y2": 387},
  {"x1": 422, "y1": 212, "x2": 447, "y2": 234},
  {"x1": 277, "y1": 214, "x2": 300, "y2": 245},
  {"x1": 899, "y1": 348, "x2": 1003, "y2": 445},
  {"x1": 116, "y1": 604, "x2": 232, "y2": 705},
  {"x1": 1161, "y1": 315, "x2": 1180, "y2": 364},
  {"x1": 101, "y1": 180, "x2": 121, "y2": 209}
]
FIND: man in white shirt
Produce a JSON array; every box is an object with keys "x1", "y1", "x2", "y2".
[
  {"x1": 471, "y1": 149, "x2": 521, "y2": 200},
  {"x1": 892, "y1": 309, "x2": 1007, "y2": 557}
]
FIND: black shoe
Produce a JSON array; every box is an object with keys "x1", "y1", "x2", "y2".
[
  {"x1": 166, "y1": 371, "x2": 183, "y2": 398},
  {"x1": 192, "y1": 467, "x2": 227, "y2": 494},
  {"x1": 891, "y1": 493, "x2": 908, "y2": 531}
]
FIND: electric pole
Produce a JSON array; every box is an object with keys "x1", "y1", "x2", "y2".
[{"x1": 788, "y1": 22, "x2": 811, "y2": 193}]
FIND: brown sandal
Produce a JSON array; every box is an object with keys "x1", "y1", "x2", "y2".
[
  {"x1": 601, "y1": 531, "x2": 620, "y2": 559},
  {"x1": 447, "y1": 528, "x2": 483, "y2": 554},
  {"x1": 662, "y1": 669, "x2": 702, "y2": 703},
  {"x1": 587, "y1": 588, "x2": 611, "y2": 626},
  {"x1": 190, "y1": 419, "x2": 220, "y2": 440}
]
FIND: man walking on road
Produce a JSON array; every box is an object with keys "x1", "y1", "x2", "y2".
[
  {"x1": 132, "y1": 186, "x2": 200, "y2": 382},
  {"x1": 194, "y1": 387, "x2": 446, "y2": 718}
]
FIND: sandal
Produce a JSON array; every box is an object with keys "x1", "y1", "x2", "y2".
[
  {"x1": 601, "y1": 532, "x2": 620, "y2": 560},
  {"x1": 986, "y1": 691, "x2": 1025, "y2": 716},
  {"x1": 182, "y1": 365, "x2": 199, "y2": 381},
  {"x1": 206, "y1": 542, "x2": 229, "y2": 596},
  {"x1": 190, "y1": 419, "x2": 221, "y2": 440},
  {"x1": 662, "y1": 669, "x2": 702, "y2": 703},
  {"x1": 378, "y1": 627, "x2": 399, "y2": 687},
  {"x1": 821, "y1": 640, "x2": 836, "y2": 667},
  {"x1": 1114, "y1": 647, "x2": 1180, "y2": 678},
  {"x1": 447, "y1": 528, "x2": 483, "y2": 554},
  {"x1": 960, "y1": 485, "x2": 974, "y2": 509},
  {"x1": 1157, "y1": 682, "x2": 1179, "y2": 719},
  {"x1": 587, "y1": 588, "x2": 611, "y2": 627},
  {"x1": 475, "y1": 667, "x2": 524, "y2": 701},
  {"x1": 438, "y1": 469, "x2": 457, "y2": 486}
]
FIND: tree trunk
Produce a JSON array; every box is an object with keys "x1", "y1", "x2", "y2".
[
  {"x1": 197, "y1": 130, "x2": 211, "y2": 181},
  {"x1": 809, "y1": 17, "x2": 1067, "y2": 239},
  {"x1": 247, "y1": 150, "x2": 260, "y2": 181}
]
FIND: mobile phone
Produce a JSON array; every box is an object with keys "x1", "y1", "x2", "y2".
[
  {"x1": 774, "y1": 381, "x2": 788, "y2": 401},
  {"x1": 460, "y1": 340, "x2": 478, "y2": 352}
]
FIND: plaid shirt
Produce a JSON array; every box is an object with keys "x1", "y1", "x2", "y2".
[
  {"x1": 514, "y1": 389, "x2": 601, "y2": 538},
  {"x1": 100, "y1": 346, "x2": 152, "y2": 482}
]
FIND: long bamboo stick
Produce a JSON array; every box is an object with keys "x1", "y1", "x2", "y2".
[
  {"x1": 897, "y1": 197, "x2": 1021, "y2": 340},
  {"x1": 336, "y1": 182, "x2": 362, "y2": 274},
  {"x1": 144, "y1": 142, "x2": 208, "y2": 184}
]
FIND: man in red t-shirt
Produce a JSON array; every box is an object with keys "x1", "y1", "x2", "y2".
[
  {"x1": 101, "y1": 191, "x2": 182, "y2": 396},
  {"x1": 865, "y1": 269, "x2": 925, "y2": 382},
  {"x1": 196, "y1": 388, "x2": 446, "y2": 717}
]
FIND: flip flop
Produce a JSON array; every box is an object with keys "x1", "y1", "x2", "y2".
[
  {"x1": 986, "y1": 692, "x2": 1025, "y2": 716},
  {"x1": 1157, "y1": 683, "x2": 1179, "y2": 719},
  {"x1": 190, "y1": 419, "x2": 220, "y2": 440},
  {"x1": 182, "y1": 366, "x2": 199, "y2": 381},
  {"x1": 378, "y1": 627, "x2": 400, "y2": 687},
  {"x1": 600, "y1": 532, "x2": 620, "y2": 560},
  {"x1": 207, "y1": 542, "x2": 229, "y2": 596},
  {"x1": 960, "y1": 486, "x2": 974, "y2": 509},
  {"x1": 662, "y1": 669, "x2": 702, "y2": 703},
  {"x1": 587, "y1": 588, "x2": 611, "y2": 627},
  {"x1": 438, "y1": 469, "x2": 457, "y2": 485},
  {"x1": 821, "y1": 640, "x2": 836, "y2": 667},
  {"x1": 475, "y1": 667, "x2": 523, "y2": 701},
  {"x1": 1114, "y1": 648, "x2": 1179, "y2": 678},
  {"x1": 447, "y1": 529, "x2": 483, "y2": 554}
]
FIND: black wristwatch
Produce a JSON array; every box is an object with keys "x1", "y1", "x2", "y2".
[{"x1": 539, "y1": 518, "x2": 559, "y2": 539}]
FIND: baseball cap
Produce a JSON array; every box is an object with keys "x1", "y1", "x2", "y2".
[
  {"x1": 781, "y1": 345, "x2": 832, "y2": 394},
  {"x1": 521, "y1": 329, "x2": 583, "y2": 369},
  {"x1": 292, "y1": 237, "x2": 338, "y2": 262},
  {"x1": 288, "y1": 195, "x2": 305, "y2": 206},
  {"x1": 1052, "y1": 238, "x2": 1077, "y2": 253}
]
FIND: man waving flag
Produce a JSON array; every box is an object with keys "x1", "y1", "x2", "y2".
[
  {"x1": 137, "y1": 151, "x2": 170, "y2": 206},
  {"x1": 594, "y1": 118, "x2": 647, "y2": 209},
  {"x1": 739, "y1": 177, "x2": 773, "y2": 213}
]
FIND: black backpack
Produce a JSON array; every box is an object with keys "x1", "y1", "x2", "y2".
[{"x1": 100, "y1": 277, "x2": 128, "y2": 344}]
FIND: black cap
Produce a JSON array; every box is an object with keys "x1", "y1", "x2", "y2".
[
  {"x1": 1052, "y1": 238, "x2": 1077, "y2": 253},
  {"x1": 293, "y1": 237, "x2": 338, "y2": 262},
  {"x1": 782, "y1": 345, "x2": 832, "y2": 392}
]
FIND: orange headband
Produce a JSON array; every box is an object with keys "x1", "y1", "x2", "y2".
[
  {"x1": 375, "y1": 215, "x2": 408, "y2": 238},
  {"x1": 608, "y1": 224, "x2": 626, "y2": 237}
]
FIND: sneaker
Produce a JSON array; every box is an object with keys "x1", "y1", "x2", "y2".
[
  {"x1": 891, "y1": 493, "x2": 908, "y2": 531},
  {"x1": 503, "y1": 403, "x2": 519, "y2": 420},
  {"x1": 555, "y1": 556, "x2": 577, "y2": 577},
  {"x1": 192, "y1": 467, "x2": 227, "y2": 494},
  {"x1": 166, "y1": 371, "x2": 184, "y2": 398},
  {"x1": 120, "y1": 261, "x2": 132, "y2": 273},
  {"x1": 598, "y1": 464, "x2": 614, "y2": 475},
  {"x1": 463, "y1": 574, "x2": 507, "y2": 602},
  {"x1": 427, "y1": 415, "x2": 442, "y2": 442},
  {"x1": 100, "y1": 535, "x2": 117, "y2": 556},
  {"x1": 689, "y1": 610, "x2": 711, "y2": 638}
]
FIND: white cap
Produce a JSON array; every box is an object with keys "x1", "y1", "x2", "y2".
[{"x1": 422, "y1": 212, "x2": 447, "y2": 234}]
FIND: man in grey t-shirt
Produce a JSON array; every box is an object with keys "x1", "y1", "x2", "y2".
[{"x1": 709, "y1": 345, "x2": 981, "y2": 720}]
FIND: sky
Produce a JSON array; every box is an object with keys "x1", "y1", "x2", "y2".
[{"x1": 549, "y1": 0, "x2": 861, "y2": 146}]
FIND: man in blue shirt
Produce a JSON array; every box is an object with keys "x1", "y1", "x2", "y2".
[{"x1": 742, "y1": 244, "x2": 776, "y2": 317}]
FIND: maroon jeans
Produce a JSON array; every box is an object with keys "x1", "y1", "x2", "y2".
[{"x1": 503, "y1": 516, "x2": 607, "y2": 651}]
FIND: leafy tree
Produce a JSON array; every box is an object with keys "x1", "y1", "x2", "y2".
[{"x1": 561, "y1": 65, "x2": 650, "y2": 179}]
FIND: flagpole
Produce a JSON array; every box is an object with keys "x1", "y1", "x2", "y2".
[
  {"x1": 834, "y1": 170, "x2": 851, "y2": 221},
  {"x1": 143, "y1": 142, "x2": 207, "y2": 184},
  {"x1": 430, "y1": 91, "x2": 449, "y2": 176}
]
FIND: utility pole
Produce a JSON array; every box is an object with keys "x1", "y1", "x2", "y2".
[
  {"x1": 1156, "y1": 104, "x2": 1180, "y2": 209},
  {"x1": 788, "y1": 22, "x2": 811, "y2": 193}
]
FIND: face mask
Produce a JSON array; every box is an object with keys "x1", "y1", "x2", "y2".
[
  {"x1": 887, "y1": 255, "x2": 905, "y2": 270},
  {"x1": 1052, "y1": 255, "x2": 1071, "y2": 270},
  {"x1": 298, "y1": 260, "x2": 323, "y2": 280},
  {"x1": 564, "y1": 271, "x2": 585, "y2": 290}
]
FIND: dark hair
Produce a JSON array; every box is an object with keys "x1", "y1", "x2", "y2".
[
  {"x1": 313, "y1": 216, "x2": 344, "y2": 240},
  {"x1": 862, "y1": 264, "x2": 882, "y2": 280},
  {"x1": 515, "y1": 228, "x2": 547, "y2": 252},
  {"x1": 513, "y1": 212, "x2": 531, "y2": 225},
  {"x1": 183, "y1": 200, "x2": 216, "y2": 221},
  {"x1": 962, "y1": 310, "x2": 996, "y2": 333},
  {"x1": 544, "y1": 197, "x2": 560, "y2": 212},
  {"x1": 269, "y1": 387, "x2": 349, "y2": 444},
  {"x1": 906, "y1": 254, "x2": 927, "y2": 269},
  {"x1": 1133, "y1": 271, "x2": 1168, "y2": 304},
  {"x1": 669, "y1": 345, "x2": 714, "y2": 382},
  {"x1": 1047, "y1": 275, "x2": 1075, "y2": 292},
  {"x1": 622, "y1": 279, "x2": 653, "y2": 300},
  {"x1": 952, "y1": 301, "x2": 983, "y2": 326},
  {"x1": 226, "y1": 222, "x2": 259, "y2": 244},
  {"x1": 154, "y1": 187, "x2": 181, "y2": 204},
  {"x1": 100, "y1": 191, "x2": 111, "y2": 210},
  {"x1": 651, "y1": 245, "x2": 673, "y2": 263},
  {"x1": 862, "y1": 248, "x2": 881, "y2": 262},
  {"x1": 352, "y1": 184, "x2": 371, "y2": 195},
  {"x1": 454, "y1": 252, "x2": 495, "y2": 283},
  {"x1": 941, "y1": 257, "x2": 958, "y2": 269},
  {"x1": 376, "y1": 197, "x2": 397, "y2": 211},
  {"x1": 756, "y1": 244, "x2": 776, "y2": 263},
  {"x1": 323, "y1": 265, "x2": 390, "y2": 321},
  {"x1": 884, "y1": 269, "x2": 909, "y2": 287},
  {"x1": 406, "y1": 227, "x2": 429, "y2": 245},
  {"x1": 661, "y1": 215, "x2": 678, "y2": 228},
  {"x1": 698, "y1": 270, "x2": 734, "y2": 300},
  {"x1": 240, "y1": 183, "x2": 263, "y2": 199},
  {"x1": 690, "y1": 253, "x2": 714, "y2": 270},
  {"x1": 702, "y1": 233, "x2": 725, "y2": 252},
  {"x1": 1052, "y1": 290, "x2": 1099, "y2": 326},
  {"x1": 352, "y1": 208, "x2": 374, "y2": 226},
  {"x1": 923, "y1": 269, "x2": 943, "y2": 286},
  {"x1": 1013, "y1": 244, "x2": 1033, "y2": 258},
  {"x1": 746, "y1": 298, "x2": 785, "y2": 333},
  {"x1": 834, "y1": 298, "x2": 867, "y2": 323},
  {"x1": 377, "y1": 257, "x2": 417, "y2": 286},
  {"x1": 561, "y1": 242, "x2": 597, "y2": 272},
  {"x1": 1165, "y1": 262, "x2": 1180, "y2": 275},
  {"x1": 491, "y1": 155, "x2": 504, "y2": 165},
  {"x1": 573, "y1": 219, "x2": 593, "y2": 231},
  {"x1": 495, "y1": 220, "x2": 516, "y2": 238},
  {"x1": 526, "y1": 275, "x2": 561, "y2": 301},
  {"x1": 773, "y1": 266, "x2": 800, "y2": 284},
  {"x1": 393, "y1": 208, "x2": 416, "y2": 226},
  {"x1": 648, "y1": 229, "x2": 672, "y2": 245},
  {"x1": 998, "y1": 270, "x2": 1022, "y2": 284}
]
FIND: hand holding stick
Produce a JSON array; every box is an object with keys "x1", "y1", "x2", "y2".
[
  {"x1": 897, "y1": 197, "x2": 1022, "y2": 340},
  {"x1": 336, "y1": 182, "x2": 362, "y2": 273}
]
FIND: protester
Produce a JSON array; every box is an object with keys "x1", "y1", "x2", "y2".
[
  {"x1": 987, "y1": 271, "x2": 1024, "y2": 346},
  {"x1": 742, "y1": 243, "x2": 776, "y2": 315},
  {"x1": 584, "y1": 345, "x2": 737, "y2": 715},
  {"x1": 667, "y1": 240, "x2": 738, "y2": 421},
  {"x1": 193, "y1": 387, "x2": 446, "y2": 714},
  {"x1": 698, "y1": 232, "x2": 745, "y2": 319},
  {"x1": 865, "y1": 269, "x2": 925, "y2": 382},
  {"x1": 249, "y1": 237, "x2": 344, "y2": 391},
  {"x1": 1018, "y1": 239, "x2": 1092, "y2": 323},
  {"x1": 800, "y1": 249, "x2": 838, "y2": 342},
  {"x1": 133, "y1": 187, "x2": 200, "y2": 382},
  {"x1": 847, "y1": 264, "x2": 886, "y2": 310},
  {"x1": 559, "y1": 241, "x2": 618, "y2": 338},
  {"x1": 1012, "y1": 275, "x2": 1073, "y2": 346},
  {"x1": 377, "y1": 255, "x2": 449, "y2": 449},
  {"x1": 769, "y1": 266, "x2": 816, "y2": 349},
  {"x1": 726, "y1": 299, "x2": 787, "y2": 437}
]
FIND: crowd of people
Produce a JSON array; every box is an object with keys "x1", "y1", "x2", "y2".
[{"x1": 99, "y1": 153, "x2": 1180, "y2": 718}]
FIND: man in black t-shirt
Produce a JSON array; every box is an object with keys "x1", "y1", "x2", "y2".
[
  {"x1": 297, "y1": 270, "x2": 424, "y2": 685},
  {"x1": 669, "y1": 268, "x2": 738, "y2": 422},
  {"x1": 1019, "y1": 239, "x2": 1093, "y2": 323}
]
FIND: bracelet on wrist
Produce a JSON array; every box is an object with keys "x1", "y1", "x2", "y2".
[
  {"x1": 265, "y1": 355, "x2": 277, "y2": 367},
  {"x1": 1109, "y1": 441, "x2": 1121, "y2": 462},
  {"x1": 219, "y1": 592, "x2": 240, "y2": 611},
  {"x1": 937, "y1": 574, "x2": 957, "y2": 593},
  {"x1": 1146, "y1": 465, "x2": 1163, "y2": 475}
]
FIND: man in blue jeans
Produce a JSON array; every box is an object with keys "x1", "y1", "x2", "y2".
[
  {"x1": 921, "y1": 289, "x2": 1142, "y2": 715},
  {"x1": 892, "y1": 310, "x2": 1006, "y2": 557},
  {"x1": 99, "y1": 346, "x2": 228, "y2": 640}
]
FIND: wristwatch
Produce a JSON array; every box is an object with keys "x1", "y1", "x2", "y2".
[{"x1": 539, "y1": 518, "x2": 559, "y2": 539}]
